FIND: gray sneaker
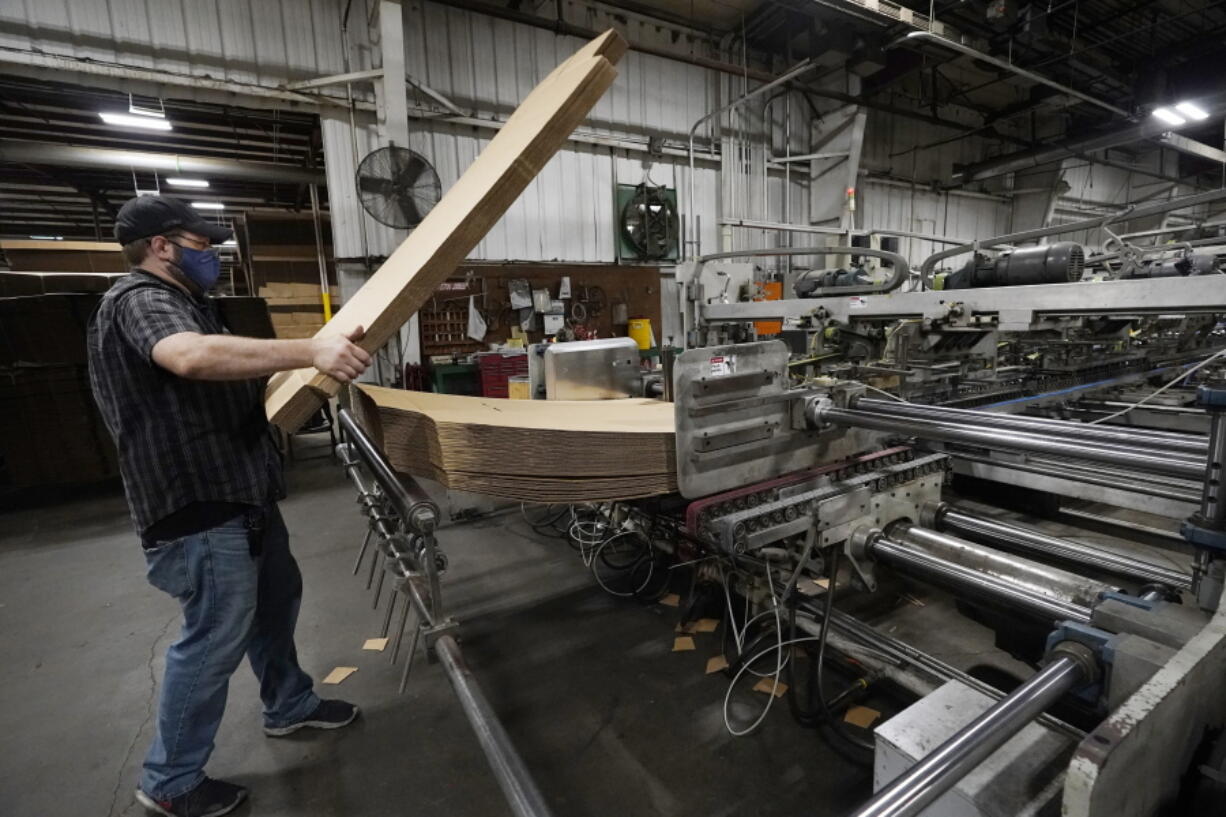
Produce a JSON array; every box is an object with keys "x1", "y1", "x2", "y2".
[
  {"x1": 264, "y1": 698, "x2": 360, "y2": 737},
  {"x1": 135, "y1": 777, "x2": 248, "y2": 817}
]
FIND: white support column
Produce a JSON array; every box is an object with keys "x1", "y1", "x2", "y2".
[{"x1": 377, "y1": 0, "x2": 421, "y2": 368}]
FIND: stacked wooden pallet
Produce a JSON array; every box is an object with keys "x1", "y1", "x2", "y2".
[
  {"x1": 356, "y1": 384, "x2": 677, "y2": 501},
  {"x1": 257, "y1": 283, "x2": 337, "y2": 339},
  {"x1": 265, "y1": 29, "x2": 628, "y2": 431}
]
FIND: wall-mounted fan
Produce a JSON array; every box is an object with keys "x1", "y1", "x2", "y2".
[
  {"x1": 617, "y1": 183, "x2": 679, "y2": 261},
  {"x1": 355, "y1": 145, "x2": 441, "y2": 229}
]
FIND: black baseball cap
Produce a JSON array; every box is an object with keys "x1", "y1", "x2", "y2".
[{"x1": 114, "y1": 195, "x2": 233, "y2": 245}]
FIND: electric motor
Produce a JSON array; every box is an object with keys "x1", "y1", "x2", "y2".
[{"x1": 942, "y1": 241, "x2": 1085, "y2": 289}]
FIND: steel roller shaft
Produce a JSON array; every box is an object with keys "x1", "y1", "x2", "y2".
[
  {"x1": 928, "y1": 504, "x2": 1192, "y2": 590},
  {"x1": 852, "y1": 398, "x2": 1208, "y2": 456},
  {"x1": 847, "y1": 655, "x2": 1087, "y2": 817},
  {"x1": 887, "y1": 522, "x2": 1117, "y2": 608},
  {"x1": 817, "y1": 405, "x2": 1204, "y2": 481},
  {"x1": 859, "y1": 529, "x2": 1093, "y2": 623}
]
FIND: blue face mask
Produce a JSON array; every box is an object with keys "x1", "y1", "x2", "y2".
[{"x1": 171, "y1": 244, "x2": 222, "y2": 291}]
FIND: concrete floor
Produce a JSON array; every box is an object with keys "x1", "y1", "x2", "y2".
[
  {"x1": 6, "y1": 438, "x2": 1174, "y2": 817},
  {"x1": 1, "y1": 444, "x2": 884, "y2": 817}
]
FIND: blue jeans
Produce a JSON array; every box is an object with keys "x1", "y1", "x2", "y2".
[{"x1": 140, "y1": 504, "x2": 320, "y2": 799}]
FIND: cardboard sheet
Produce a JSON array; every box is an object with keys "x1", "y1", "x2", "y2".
[
  {"x1": 265, "y1": 30, "x2": 628, "y2": 431},
  {"x1": 322, "y1": 666, "x2": 358, "y2": 685}
]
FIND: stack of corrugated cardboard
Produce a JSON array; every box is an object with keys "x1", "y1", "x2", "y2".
[
  {"x1": 257, "y1": 283, "x2": 338, "y2": 339},
  {"x1": 356, "y1": 384, "x2": 677, "y2": 501}
]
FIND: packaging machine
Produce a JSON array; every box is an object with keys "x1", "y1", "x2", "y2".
[
  {"x1": 648, "y1": 214, "x2": 1225, "y2": 815},
  {"x1": 330, "y1": 194, "x2": 1225, "y2": 816}
]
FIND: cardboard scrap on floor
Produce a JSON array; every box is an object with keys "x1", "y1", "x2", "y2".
[
  {"x1": 705, "y1": 655, "x2": 729, "y2": 674},
  {"x1": 673, "y1": 636, "x2": 696, "y2": 652},
  {"x1": 322, "y1": 666, "x2": 358, "y2": 685},
  {"x1": 362, "y1": 638, "x2": 388, "y2": 652},
  {"x1": 752, "y1": 677, "x2": 789, "y2": 698},
  {"x1": 694, "y1": 618, "x2": 720, "y2": 633},
  {"x1": 264, "y1": 30, "x2": 628, "y2": 432},
  {"x1": 659, "y1": 593, "x2": 681, "y2": 608},
  {"x1": 844, "y1": 705, "x2": 881, "y2": 729}
]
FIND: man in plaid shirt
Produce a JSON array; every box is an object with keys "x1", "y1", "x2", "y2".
[{"x1": 88, "y1": 195, "x2": 371, "y2": 817}]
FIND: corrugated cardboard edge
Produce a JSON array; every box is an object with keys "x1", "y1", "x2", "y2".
[{"x1": 265, "y1": 30, "x2": 627, "y2": 432}]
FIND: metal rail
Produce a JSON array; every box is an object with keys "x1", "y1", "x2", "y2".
[
  {"x1": 927, "y1": 504, "x2": 1192, "y2": 591},
  {"x1": 817, "y1": 404, "x2": 1205, "y2": 481},
  {"x1": 848, "y1": 655, "x2": 1086, "y2": 817},
  {"x1": 950, "y1": 451, "x2": 1203, "y2": 505},
  {"x1": 852, "y1": 398, "x2": 1208, "y2": 456},
  {"x1": 336, "y1": 408, "x2": 557, "y2": 817},
  {"x1": 434, "y1": 635, "x2": 558, "y2": 817}
]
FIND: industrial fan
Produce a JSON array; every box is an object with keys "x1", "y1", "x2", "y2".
[
  {"x1": 355, "y1": 145, "x2": 442, "y2": 229},
  {"x1": 617, "y1": 183, "x2": 679, "y2": 261}
]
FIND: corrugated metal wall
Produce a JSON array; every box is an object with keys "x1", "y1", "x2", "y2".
[
  {"x1": 0, "y1": 0, "x2": 350, "y2": 83},
  {"x1": 323, "y1": 0, "x2": 728, "y2": 262}
]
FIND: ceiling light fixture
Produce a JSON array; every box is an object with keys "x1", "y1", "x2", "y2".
[
  {"x1": 191, "y1": 201, "x2": 225, "y2": 210},
  {"x1": 29, "y1": 234, "x2": 63, "y2": 240},
  {"x1": 99, "y1": 111, "x2": 173, "y2": 131},
  {"x1": 1151, "y1": 107, "x2": 1186, "y2": 126},
  {"x1": 167, "y1": 178, "x2": 209, "y2": 188},
  {"x1": 127, "y1": 93, "x2": 167, "y2": 119},
  {"x1": 221, "y1": 238, "x2": 238, "y2": 246},
  {"x1": 1174, "y1": 101, "x2": 1210, "y2": 121}
]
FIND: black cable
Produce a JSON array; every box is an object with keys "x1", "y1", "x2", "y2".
[
  {"x1": 786, "y1": 604, "x2": 823, "y2": 727},
  {"x1": 815, "y1": 548, "x2": 877, "y2": 758}
]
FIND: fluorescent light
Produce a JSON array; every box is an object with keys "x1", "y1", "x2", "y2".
[
  {"x1": 1152, "y1": 107, "x2": 1186, "y2": 126},
  {"x1": 1175, "y1": 101, "x2": 1209, "y2": 121},
  {"x1": 128, "y1": 104, "x2": 165, "y2": 119},
  {"x1": 221, "y1": 238, "x2": 237, "y2": 246},
  {"x1": 191, "y1": 201, "x2": 224, "y2": 210},
  {"x1": 29, "y1": 234, "x2": 63, "y2": 240},
  {"x1": 167, "y1": 177, "x2": 209, "y2": 188},
  {"x1": 135, "y1": 189, "x2": 160, "y2": 197},
  {"x1": 99, "y1": 111, "x2": 173, "y2": 130}
]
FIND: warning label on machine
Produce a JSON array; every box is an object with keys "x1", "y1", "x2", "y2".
[{"x1": 709, "y1": 355, "x2": 735, "y2": 377}]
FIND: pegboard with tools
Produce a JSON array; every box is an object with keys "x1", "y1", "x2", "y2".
[{"x1": 422, "y1": 263, "x2": 665, "y2": 354}]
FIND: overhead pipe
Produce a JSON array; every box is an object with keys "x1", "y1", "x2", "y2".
[
  {"x1": 953, "y1": 91, "x2": 1226, "y2": 185},
  {"x1": 695, "y1": 246, "x2": 910, "y2": 296},
  {"x1": 0, "y1": 139, "x2": 327, "y2": 186},
  {"x1": 891, "y1": 31, "x2": 1130, "y2": 119}
]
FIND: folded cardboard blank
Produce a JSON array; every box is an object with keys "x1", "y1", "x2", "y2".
[
  {"x1": 264, "y1": 30, "x2": 628, "y2": 431},
  {"x1": 355, "y1": 385, "x2": 677, "y2": 501}
]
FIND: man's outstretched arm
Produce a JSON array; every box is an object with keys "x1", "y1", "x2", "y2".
[{"x1": 151, "y1": 326, "x2": 372, "y2": 383}]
